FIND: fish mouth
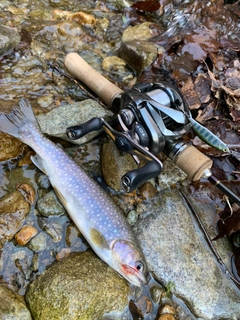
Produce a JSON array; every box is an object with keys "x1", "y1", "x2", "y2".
[{"x1": 121, "y1": 264, "x2": 149, "y2": 286}]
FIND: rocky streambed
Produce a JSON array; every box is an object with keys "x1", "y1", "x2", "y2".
[{"x1": 0, "y1": 0, "x2": 240, "y2": 319}]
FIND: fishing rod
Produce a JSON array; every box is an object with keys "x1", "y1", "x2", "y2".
[{"x1": 63, "y1": 52, "x2": 240, "y2": 206}]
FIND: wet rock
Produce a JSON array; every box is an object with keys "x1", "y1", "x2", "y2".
[
  {"x1": 37, "y1": 190, "x2": 65, "y2": 217},
  {"x1": 157, "y1": 315, "x2": 175, "y2": 320},
  {"x1": 15, "y1": 225, "x2": 38, "y2": 246},
  {"x1": 102, "y1": 56, "x2": 126, "y2": 71},
  {"x1": 36, "y1": 100, "x2": 114, "y2": 145},
  {"x1": 134, "y1": 189, "x2": 240, "y2": 319},
  {"x1": 0, "y1": 0, "x2": 11, "y2": 9},
  {"x1": 0, "y1": 284, "x2": 32, "y2": 320},
  {"x1": 56, "y1": 247, "x2": 71, "y2": 261},
  {"x1": 101, "y1": 139, "x2": 137, "y2": 191},
  {"x1": 70, "y1": 12, "x2": 96, "y2": 25},
  {"x1": 138, "y1": 181, "x2": 157, "y2": 200},
  {"x1": 37, "y1": 94, "x2": 54, "y2": 108},
  {"x1": 129, "y1": 295, "x2": 153, "y2": 318},
  {"x1": 28, "y1": 232, "x2": 48, "y2": 252},
  {"x1": 160, "y1": 304, "x2": 176, "y2": 316},
  {"x1": 25, "y1": 251, "x2": 128, "y2": 320},
  {"x1": 0, "y1": 191, "x2": 30, "y2": 247},
  {"x1": 65, "y1": 139, "x2": 102, "y2": 177},
  {"x1": 0, "y1": 24, "x2": 21, "y2": 55},
  {"x1": 119, "y1": 40, "x2": 161, "y2": 75},
  {"x1": 119, "y1": 22, "x2": 164, "y2": 74},
  {"x1": 37, "y1": 173, "x2": 51, "y2": 189},
  {"x1": 0, "y1": 132, "x2": 26, "y2": 162},
  {"x1": 4, "y1": 167, "x2": 38, "y2": 203},
  {"x1": 182, "y1": 193, "x2": 233, "y2": 271},
  {"x1": 31, "y1": 253, "x2": 39, "y2": 273},
  {"x1": 29, "y1": 9, "x2": 96, "y2": 26},
  {"x1": 122, "y1": 22, "x2": 159, "y2": 42},
  {"x1": 0, "y1": 242, "x2": 34, "y2": 295},
  {"x1": 158, "y1": 158, "x2": 187, "y2": 190},
  {"x1": 150, "y1": 286, "x2": 164, "y2": 304},
  {"x1": 43, "y1": 221, "x2": 63, "y2": 242},
  {"x1": 127, "y1": 210, "x2": 138, "y2": 226},
  {"x1": 12, "y1": 55, "x2": 45, "y2": 74},
  {"x1": 101, "y1": 55, "x2": 135, "y2": 85},
  {"x1": 16, "y1": 183, "x2": 36, "y2": 205},
  {"x1": 65, "y1": 223, "x2": 85, "y2": 249}
]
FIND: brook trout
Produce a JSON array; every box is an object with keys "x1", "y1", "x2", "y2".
[{"x1": 0, "y1": 98, "x2": 150, "y2": 286}]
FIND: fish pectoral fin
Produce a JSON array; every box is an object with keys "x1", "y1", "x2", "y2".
[
  {"x1": 31, "y1": 154, "x2": 47, "y2": 174},
  {"x1": 53, "y1": 186, "x2": 67, "y2": 208},
  {"x1": 90, "y1": 228, "x2": 110, "y2": 251}
]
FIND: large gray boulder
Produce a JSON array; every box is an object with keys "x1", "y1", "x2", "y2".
[{"x1": 134, "y1": 189, "x2": 240, "y2": 319}]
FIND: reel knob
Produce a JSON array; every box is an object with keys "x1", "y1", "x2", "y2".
[
  {"x1": 66, "y1": 117, "x2": 103, "y2": 140},
  {"x1": 121, "y1": 161, "x2": 162, "y2": 193}
]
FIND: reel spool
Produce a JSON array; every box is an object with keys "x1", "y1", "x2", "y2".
[{"x1": 118, "y1": 82, "x2": 191, "y2": 155}]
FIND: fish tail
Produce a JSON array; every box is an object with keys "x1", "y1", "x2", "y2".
[{"x1": 0, "y1": 98, "x2": 39, "y2": 142}]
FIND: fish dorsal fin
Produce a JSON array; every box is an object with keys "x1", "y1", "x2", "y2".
[
  {"x1": 90, "y1": 228, "x2": 110, "y2": 251},
  {"x1": 31, "y1": 154, "x2": 47, "y2": 175}
]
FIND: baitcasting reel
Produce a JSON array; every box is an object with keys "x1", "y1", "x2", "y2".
[
  {"x1": 64, "y1": 53, "x2": 240, "y2": 206},
  {"x1": 66, "y1": 80, "x2": 208, "y2": 192},
  {"x1": 117, "y1": 81, "x2": 191, "y2": 155}
]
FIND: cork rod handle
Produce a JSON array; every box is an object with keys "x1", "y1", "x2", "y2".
[
  {"x1": 64, "y1": 52, "x2": 123, "y2": 107},
  {"x1": 174, "y1": 145, "x2": 213, "y2": 181}
]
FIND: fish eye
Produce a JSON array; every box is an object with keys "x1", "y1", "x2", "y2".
[{"x1": 136, "y1": 261, "x2": 144, "y2": 272}]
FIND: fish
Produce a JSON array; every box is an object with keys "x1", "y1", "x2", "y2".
[{"x1": 0, "y1": 98, "x2": 150, "y2": 287}]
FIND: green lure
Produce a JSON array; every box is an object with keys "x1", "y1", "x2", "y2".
[{"x1": 189, "y1": 117, "x2": 230, "y2": 153}]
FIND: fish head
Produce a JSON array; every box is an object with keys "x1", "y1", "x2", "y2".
[{"x1": 112, "y1": 240, "x2": 150, "y2": 287}]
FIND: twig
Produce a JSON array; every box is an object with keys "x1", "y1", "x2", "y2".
[
  {"x1": 179, "y1": 190, "x2": 240, "y2": 287},
  {"x1": 221, "y1": 195, "x2": 233, "y2": 222}
]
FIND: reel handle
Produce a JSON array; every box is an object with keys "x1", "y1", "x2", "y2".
[
  {"x1": 66, "y1": 117, "x2": 103, "y2": 140},
  {"x1": 64, "y1": 53, "x2": 123, "y2": 107},
  {"x1": 121, "y1": 161, "x2": 162, "y2": 193}
]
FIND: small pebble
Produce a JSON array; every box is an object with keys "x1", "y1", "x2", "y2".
[
  {"x1": 160, "y1": 304, "x2": 176, "y2": 315},
  {"x1": 44, "y1": 222, "x2": 63, "y2": 243},
  {"x1": 138, "y1": 181, "x2": 157, "y2": 200},
  {"x1": 71, "y1": 12, "x2": 96, "y2": 25},
  {"x1": 102, "y1": 56, "x2": 126, "y2": 71},
  {"x1": 10, "y1": 250, "x2": 27, "y2": 261},
  {"x1": 127, "y1": 210, "x2": 138, "y2": 226},
  {"x1": 37, "y1": 173, "x2": 51, "y2": 189},
  {"x1": 16, "y1": 183, "x2": 35, "y2": 205},
  {"x1": 28, "y1": 232, "x2": 48, "y2": 252},
  {"x1": 37, "y1": 95, "x2": 54, "y2": 108},
  {"x1": 37, "y1": 190, "x2": 65, "y2": 217},
  {"x1": 31, "y1": 253, "x2": 39, "y2": 272},
  {"x1": 65, "y1": 224, "x2": 82, "y2": 247},
  {"x1": 15, "y1": 225, "x2": 38, "y2": 245},
  {"x1": 150, "y1": 286, "x2": 164, "y2": 304},
  {"x1": 56, "y1": 248, "x2": 71, "y2": 261},
  {"x1": 158, "y1": 314, "x2": 175, "y2": 320}
]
